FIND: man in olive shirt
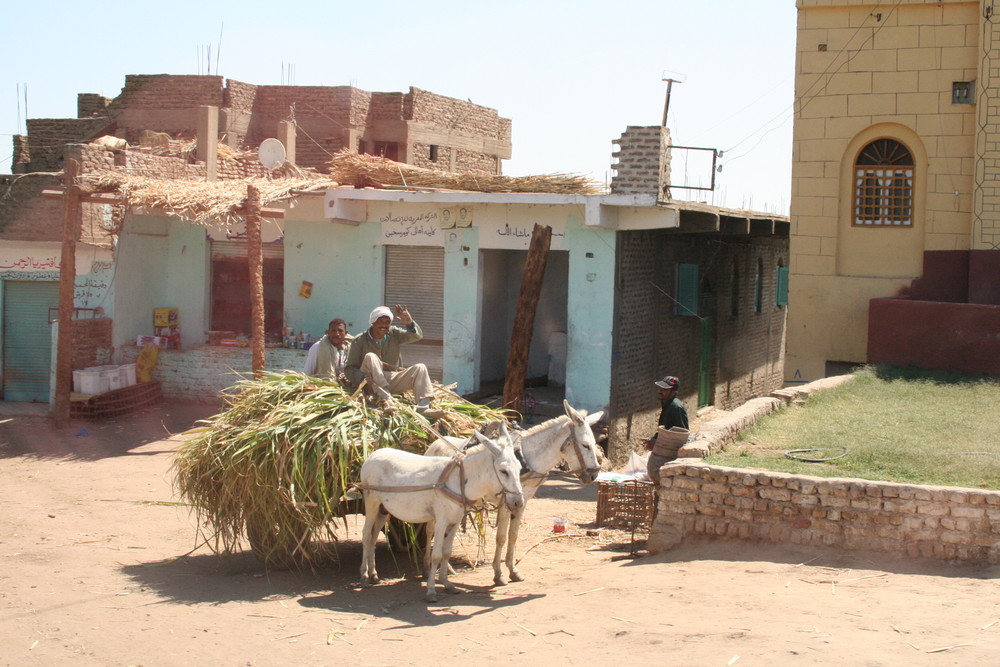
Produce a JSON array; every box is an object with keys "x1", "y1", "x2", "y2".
[
  {"x1": 344, "y1": 305, "x2": 438, "y2": 414},
  {"x1": 644, "y1": 375, "x2": 689, "y2": 487}
]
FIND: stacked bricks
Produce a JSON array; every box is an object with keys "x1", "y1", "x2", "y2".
[
  {"x1": 77, "y1": 93, "x2": 111, "y2": 118},
  {"x1": 119, "y1": 345, "x2": 309, "y2": 400},
  {"x1": 610, "y1": 126, "x2": 671, "y2": 197},
  {"x1": 648, "y1": 460, "x2": 1000, "y2": 564},
  {"x1": 70, "y1": 318, "x2": 113, "y2": 369}
]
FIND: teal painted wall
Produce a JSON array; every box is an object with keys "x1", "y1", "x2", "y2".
[
  {"x1": 113, "y1": 216, "x2": 170, "y2": 354},
  {"x1": 283, "y1": 218, "x2": 385, "y2": 340},
  {"x1": 166, "y1": 221, "x2": 209, "y2": 348},
  {"x1": 565, "y1": 219, "x2": 615, "y2": 414},
  {"x1": 443, "y1": 226, "x2": 479, "y2": 394}
]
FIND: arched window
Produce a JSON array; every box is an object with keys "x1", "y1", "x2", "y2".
[{"x1": 854, "y1": 139, "x2": 913, "y2": 227}]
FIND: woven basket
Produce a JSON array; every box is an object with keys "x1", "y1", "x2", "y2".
[{"x1": 596, "y1": 481, "x2": 655, "y2": 529}]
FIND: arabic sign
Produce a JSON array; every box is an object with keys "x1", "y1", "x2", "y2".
[
  {"x1": 381, "y1": 210, "x2": 441, "y2": 246},
  {"x1": 478, "y1": 219, "x2": 567, "y2": 251}
]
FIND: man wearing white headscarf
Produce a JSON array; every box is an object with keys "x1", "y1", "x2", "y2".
[{"x1": 344, "y1": 304, "x2": 438, "y2": 414}]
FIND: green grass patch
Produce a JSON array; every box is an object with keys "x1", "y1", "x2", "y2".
[{"x1": 706, "y1": 366, "x2": 1000, "y2": 489}]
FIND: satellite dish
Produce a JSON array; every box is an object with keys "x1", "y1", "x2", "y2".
[{"x1": 258, "y1": 138, "x2": 286, "y2": 169}]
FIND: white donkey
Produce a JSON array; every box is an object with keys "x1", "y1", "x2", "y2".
[
  {"x1": 426, "y1": 400, "x2": 604, "y2": 585},
  {"x1": 359, "y1": 423, "x2": 524, "y2": 602}
]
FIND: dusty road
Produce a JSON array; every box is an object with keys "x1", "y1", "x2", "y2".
[{"x1": 1, "y1": 402, "x2": 998, "y2": 666}]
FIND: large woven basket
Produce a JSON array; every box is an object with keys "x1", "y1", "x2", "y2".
[{"x1": 596, "y1": 481, "x2": 655, "y2": 529}]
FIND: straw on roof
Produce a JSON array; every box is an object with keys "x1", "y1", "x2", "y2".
[
  {"x1": 328, "y1": 149, "x2": 602, "y2": 195},
  {"x1": 86, "y1": 171, "x2": 336, "y2": 226}
]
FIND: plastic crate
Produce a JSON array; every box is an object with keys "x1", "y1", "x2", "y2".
[{"x1": 596, "y1": 481, "x2": 655, "y2": 530}]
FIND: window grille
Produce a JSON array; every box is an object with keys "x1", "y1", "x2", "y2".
[{"x1": 853, "y1": 139, "x2": 914, "y2": 227}]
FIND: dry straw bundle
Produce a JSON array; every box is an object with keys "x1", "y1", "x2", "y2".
[
  {"x1": 87, "y1": 171, "x2": 335, "y2": 226},
  {"x1": 172, "y1": 372, "x2": 508, "y2": 569},
  {"x1": 328, "y1": 150, "x2": 602, "y2": 194}
]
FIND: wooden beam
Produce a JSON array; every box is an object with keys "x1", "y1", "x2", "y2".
[
  {"x1": 502, "y1": 224, "x2": 552, "y2": 417},
  {"x1": 41, "y1": 190, "x2": 285, "y2": 219},
  {"x1": 245, "y1": 184, "x2": 266, "y2": 375},
  {"x1": 53, "y1": 161, "x2": 81, "y2": 427}
]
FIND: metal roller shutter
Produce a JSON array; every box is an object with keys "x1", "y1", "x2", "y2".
[
  {"x1": 3, "y1": 281, "x2": 60, "y2": 402},
  {"x1": 384, "y1": 246, "x2": 444, "y2": 380}
]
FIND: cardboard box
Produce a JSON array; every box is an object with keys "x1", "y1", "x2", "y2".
[
  {"x1": 153, "y1": 308, "x2": 179, "y2": 327},
  {"x1": 137, "y1": 335, "x2": 168, "y2": 349}
]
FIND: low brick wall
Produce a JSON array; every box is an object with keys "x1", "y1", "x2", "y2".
[
  {"x1": 647, "y1": 461, "x2": 1000, "y2": 564},
  {"x1": 120, "y1": 345, "x2": 309, "y2": 400}
]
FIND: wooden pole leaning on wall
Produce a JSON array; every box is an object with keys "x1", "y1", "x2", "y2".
[
  {"x1": 244, "y1": 184, "x2": 266, "y2": 375},
  {"x1": 52, "y1": 160, "x2": 82, "y2": 427},
  {"x1": 502, "y1": 223, "x2": 552, "y2": 418}
]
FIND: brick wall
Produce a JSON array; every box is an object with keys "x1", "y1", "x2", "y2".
[
  {"x1": 611, "y1": 126, "x2": 671, "y2": 197},
  {"x1": 0, "y1": 173, "x2": 64, "y2": 241},
  {"x1": 22, "y1": 118, "x2": 111, "y2": 171},
  {"x1": 407, "y1": 87, "x2": 511, "y2": 142},
  {"x1": 71, "y1": 318, "x2": 113, "y2": 369},
  {"x1": 108, "y1": 75, "x2": 224, "y2": 111},
  {"x1": 648, "y1": 460, "x2": 1000, "y2": 564},
  {"x1": 77, "y1": 93, "x2": 111, "y2": 118},
  {"x1": 119, "y1": 345, "x2": 310, "y2": 399},
  {"x1": 608, "y1": 230, "x2": 788, "y2": 464}
]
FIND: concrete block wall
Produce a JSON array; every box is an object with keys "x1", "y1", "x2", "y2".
[
  {"x1": 608, "y1": 230, "x2": 788, "y2": 465},
  {"x1": 974, "y1": 14, "x2": 1000, "y2": 249},
  {"x1": 647, "y1": 460, "x2": 1000, "y2": 564},
  {"x1": 610, "y1": 126, "x2": 671, "y2": 197},
  {"x1": 119, "y1": 345, "x2": 310, "y2": 399}
]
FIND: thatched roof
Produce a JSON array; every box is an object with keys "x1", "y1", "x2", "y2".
[
  {"x1": 86, "y1": 171, "x2": 336, "y2": 226},
  {"x1": 328, "y1": 150, "x2": 602, "y2": 195}
]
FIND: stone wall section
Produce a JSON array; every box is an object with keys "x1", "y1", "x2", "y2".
[
  {"x1": 643, "y1": 373, "x2": 1000, "y2": 565},
  {"x1": 648, "y1": 460, "x2": 1000, "y2": 564}
]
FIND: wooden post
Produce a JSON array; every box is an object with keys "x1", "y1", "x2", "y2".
[
  {"x1": 52, "y1": 160, "x2": 81, "y2": 426},
  {"x1": 245, "y1": 184, "x2": 266, "y2": 374},
  {"x1": 502, "y1": 223, "x2": 552, "y2": 417}
]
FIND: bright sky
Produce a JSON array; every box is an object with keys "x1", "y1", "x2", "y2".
[{"x1": 1, "y1": 1, "x2": 796, "y2": 214}]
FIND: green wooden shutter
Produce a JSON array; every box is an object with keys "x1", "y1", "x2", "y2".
[
  {"x1": 776, "y1": 266, "x2": 789, "y2": 306},
  {"x1": 675, "y1": 263, "x2": 699, "y2": 316}
]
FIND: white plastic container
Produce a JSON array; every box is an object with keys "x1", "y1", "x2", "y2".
[
  {"x1": 73, "y1": 369, "x2": 103, "y2": 394},
  {"x1": 119, "y1": 363, "x2": 137, "y2": 387},
  {"x1": 100, "y1": 366, "x2": 122, "y2": 392}
]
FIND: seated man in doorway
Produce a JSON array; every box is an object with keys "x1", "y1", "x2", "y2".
[
  {"x1": 344, "y1": 305, "x2": 441, "y2": 416},
  {"x1": 304, "y1": 318, "x2": 352, "y2": 382}
]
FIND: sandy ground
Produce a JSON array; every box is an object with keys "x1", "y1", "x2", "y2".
[{"x1": 1, "y1": 402, "x2": 999, "y2": 667}]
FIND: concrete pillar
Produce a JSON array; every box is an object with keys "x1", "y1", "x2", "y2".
[
  {"x1": 277, "y1": 120, "x2": 296, "y2": 166},
  {"x1": 196, "y1": 105, "x2": 219, "y2": 182}
]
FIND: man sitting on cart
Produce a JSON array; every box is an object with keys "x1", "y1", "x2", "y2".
[{"x1": 344, "y1": 305, "x2": 442, "y2": 417}]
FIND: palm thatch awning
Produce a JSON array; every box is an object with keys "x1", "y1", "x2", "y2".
[{"x1": 86, "y1": 171, "x2": 337, "y2": 226}]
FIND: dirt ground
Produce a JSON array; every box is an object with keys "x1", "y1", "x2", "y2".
[{"x1": 1, "y1": 402, "x2": 999, "y2": 666}]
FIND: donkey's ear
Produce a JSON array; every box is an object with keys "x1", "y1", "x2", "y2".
[
  {"x1": 586, "y1": 411, "x2": 604, "y2": 425},
  {"x1": 564, "y1": 399, "x2": 584, "y2": 424},
  {"x1": 476, "y1": 432, "x2": 501, "y2": 456}
]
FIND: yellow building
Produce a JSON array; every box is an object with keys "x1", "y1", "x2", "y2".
[{"x1": 788, "y1": 0, "x2": 999, "y2": 382}]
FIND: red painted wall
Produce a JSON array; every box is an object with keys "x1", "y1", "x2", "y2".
[{"x1": 868, "y1": 298, "x2": 1000, "y2": 376}]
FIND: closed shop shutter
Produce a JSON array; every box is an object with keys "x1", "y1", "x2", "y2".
[
  {"x1": 3, "y1": 281, "x2": 60, "y2": 402},
  {"x1": 210, "y1": 240, "x2": 284, "y2": 260},
  {"x1": 384, "y1": 246, "x2": 444, "y2": 380}
]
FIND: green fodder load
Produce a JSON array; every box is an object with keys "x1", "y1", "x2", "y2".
[{"x1": 172, "y1": 372, "x2": 507, "y2": 568}]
